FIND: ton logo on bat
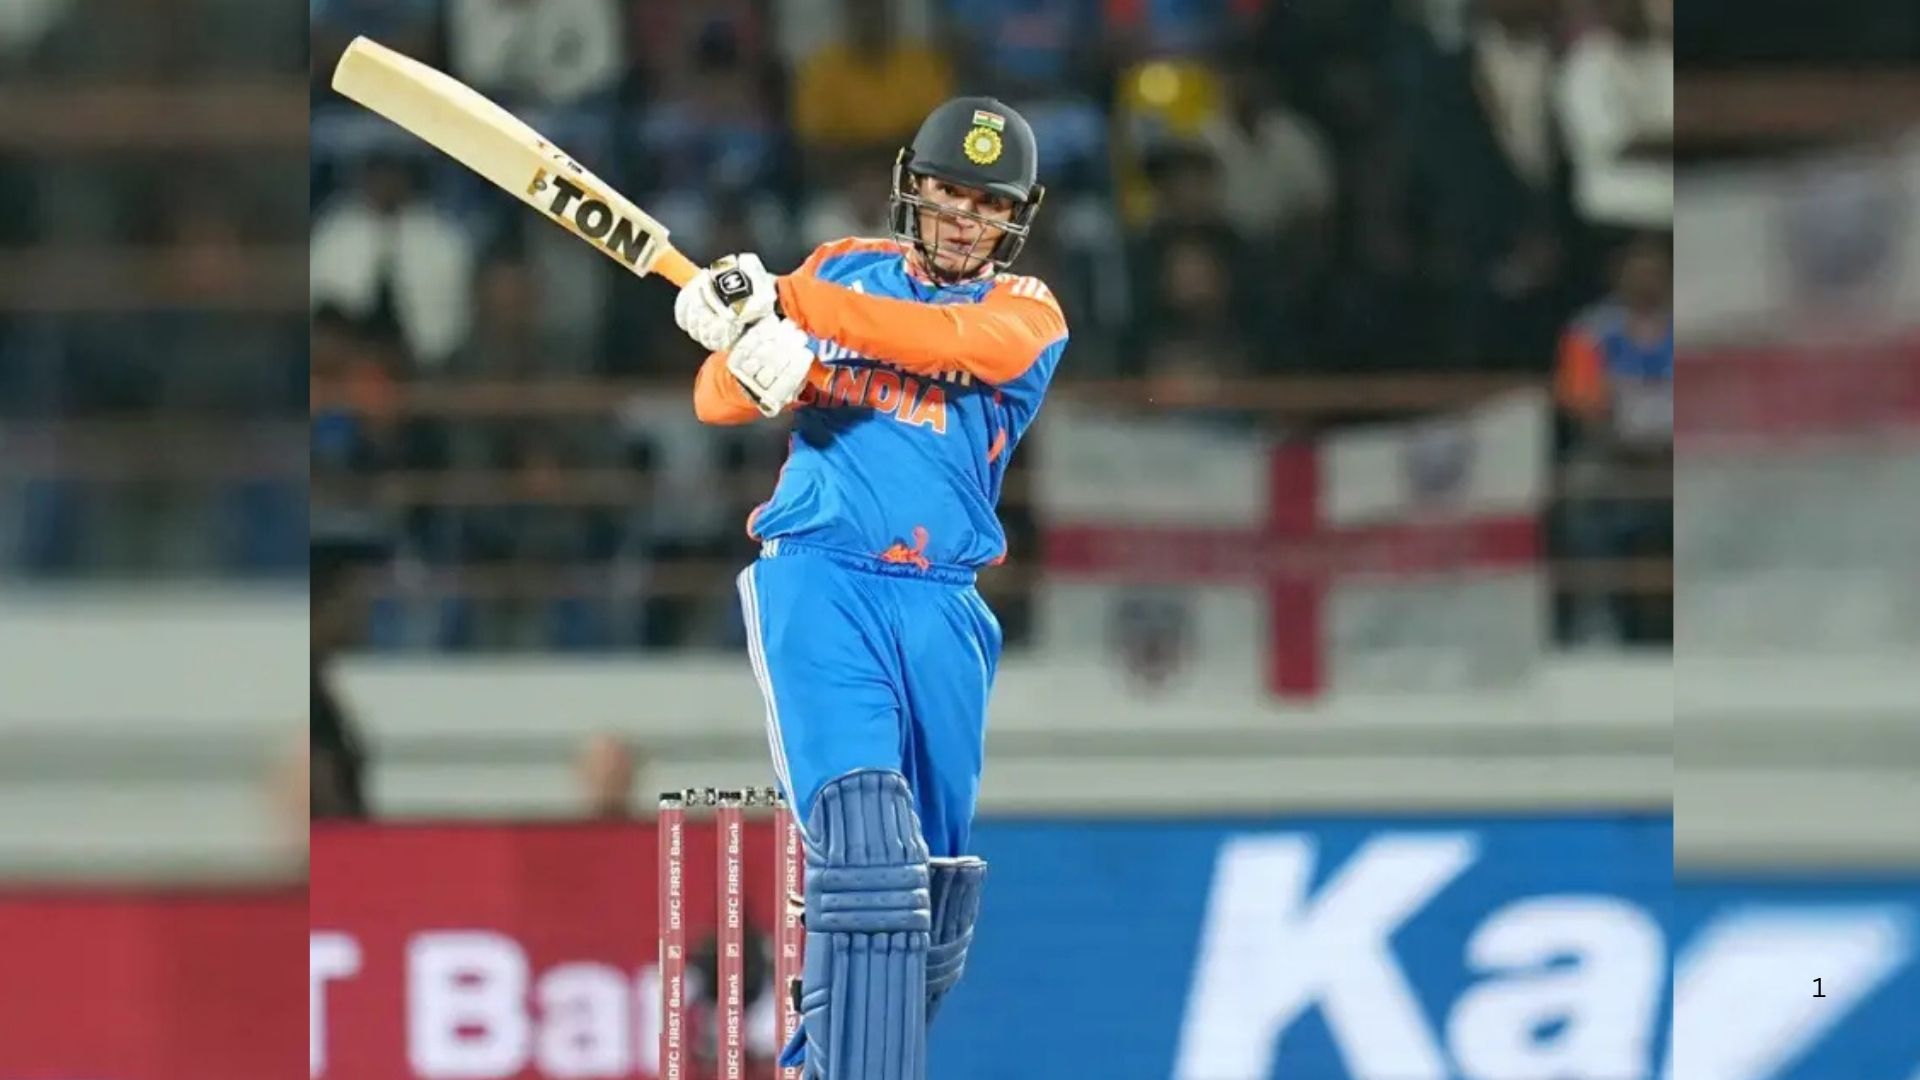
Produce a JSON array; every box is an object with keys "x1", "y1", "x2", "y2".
[{"x1": 525, "y1": 166, "x2": 652, "y2": 268}]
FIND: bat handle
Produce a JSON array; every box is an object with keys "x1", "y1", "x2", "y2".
[
  {"x1": 657, "y1": 242, "x2": 834, "y2": 394},
  {"x1": 652, "y1": 245, "x2": 700, "y2": 288}
]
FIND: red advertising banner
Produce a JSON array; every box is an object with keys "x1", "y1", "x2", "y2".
[
  {"x1": 310, "y1": 822, "x2": 784, "y2": 1080},
  {"x1": 1680, "y1": 340, "x2": 1920, "y2": 446},
  {"x1": 0, "y1": 887, "x2": 307, "y2": 1080}
]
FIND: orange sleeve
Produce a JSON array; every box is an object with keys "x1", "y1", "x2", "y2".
[
  {"x1": 1555, "y1": 330, "x2": 1607, "y2": 418},
  {"x1": 693, "y1": 350, "x2": 765, "y2": 425},
  {"x1": 777, "y1": 272, "x2": 1067, "y2": 385}
]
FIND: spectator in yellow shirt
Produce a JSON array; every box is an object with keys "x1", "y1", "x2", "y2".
[{"x1": 793, "y1": 0, "x2": 954, "y2": 164}]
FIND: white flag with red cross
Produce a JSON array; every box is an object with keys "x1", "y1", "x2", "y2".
[{"x1": 1033, "y1": 390, "x2": 1551, "y2": 700}]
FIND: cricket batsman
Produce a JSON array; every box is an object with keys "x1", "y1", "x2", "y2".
[{"x1": 671, "y1": 96, "x2": 1066, "y2": 1079}]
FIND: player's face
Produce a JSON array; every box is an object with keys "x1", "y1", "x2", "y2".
[{"x1": 915, "y1": 177, "x2": 1016, "y2": 277}]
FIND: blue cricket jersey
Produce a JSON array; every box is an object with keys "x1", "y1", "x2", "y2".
[{"x1": 697, "y1": 237, "x2": 1070, "y2": 571}]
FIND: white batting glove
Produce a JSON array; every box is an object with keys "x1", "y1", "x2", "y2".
[
  {"x1": 726, "y1": 317, "x2": 814, "y2": 417},
  {"x1": 674, "y1": 253, "x2": 777, "y2": 352}
]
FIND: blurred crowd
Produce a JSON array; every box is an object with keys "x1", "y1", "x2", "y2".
[
  {"x1": 310, "y1": 0, "x2": 1672, "y2": 372},
  {"x1": 0, "y1": 0, "x2": 307, "y2": 577},
  {"x1": 306, "y1": 0, "x2": 1676, "y2": 653},
  {"x1": 6, "y1": 0, "x2": 1680, "y2": 651}
]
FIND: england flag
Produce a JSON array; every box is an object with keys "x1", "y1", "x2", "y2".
[{"x1": 1034, "y1": 390, "x2": 1552, "y2": 701}]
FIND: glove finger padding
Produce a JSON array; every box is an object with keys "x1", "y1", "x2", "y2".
[
  {"x1": 674, "y1": 252, "x2": 777, "y2": 352},
  {"x1": 674, "y1": 271, "x2": 739, "y2": 351},
  {"x1": 727, "y1": 318, "x2": 813, "y2": 417}
]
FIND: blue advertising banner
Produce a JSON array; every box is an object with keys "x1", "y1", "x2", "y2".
[{"x1": 933, "y1": 816, "x2": 1920, "y2": 1080}]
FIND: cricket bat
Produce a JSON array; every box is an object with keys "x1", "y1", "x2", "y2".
[{"x1": 330, "y1": 37, "x2": 827, "y2": 390}]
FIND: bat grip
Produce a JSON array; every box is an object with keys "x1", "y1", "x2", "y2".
[
  {"x1": 658, "y1": 242, "x2": 833, "y2": 394},
  {"x1": 652, "y1": 245, "x2": 699, "y2": 287}
]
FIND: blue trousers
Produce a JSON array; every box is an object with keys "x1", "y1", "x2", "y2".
[{"x1": 736, "y1": 539, "x2": 1001, "y2": 858}]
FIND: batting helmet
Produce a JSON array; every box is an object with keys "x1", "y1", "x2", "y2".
[{"x1": 889, "y1": 96, "x2": 1046, "y2": 276}]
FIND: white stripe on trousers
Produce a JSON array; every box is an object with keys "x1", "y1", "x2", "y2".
[{"x1": 737, "y1": 566, "x2": 795, "y2": 808}]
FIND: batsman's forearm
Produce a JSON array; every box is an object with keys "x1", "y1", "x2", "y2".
[
  {"x1": 777, "y1": 275, "x2": 1055, "y2": 384},
  {"x1": 693, "y1": 350, "x2": 767, "y2": 425}
]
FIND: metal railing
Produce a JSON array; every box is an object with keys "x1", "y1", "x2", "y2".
[
  {"x1": 0, "y1": 85, "x2": 309, "y2": 151},
  {"x1": 1678, "y1": 70, "x2": 1920, "y2": 142}
]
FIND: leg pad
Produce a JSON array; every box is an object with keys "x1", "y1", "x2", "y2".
[{"x1": 782, "y1": 770, "x2": 930, "y2": 1080}]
